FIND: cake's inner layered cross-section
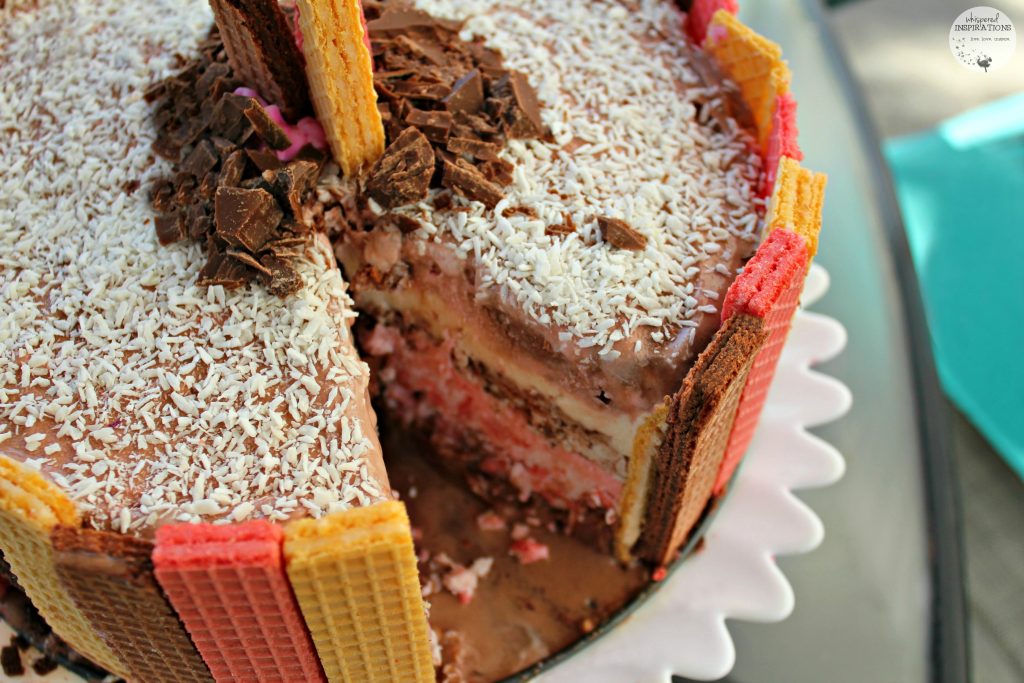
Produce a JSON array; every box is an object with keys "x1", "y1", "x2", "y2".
[{"x1": 331, "y1": 0, "x2": 766, "y2": 558}]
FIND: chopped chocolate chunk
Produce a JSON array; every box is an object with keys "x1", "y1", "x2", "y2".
[
  {"x1": 404, "y1": 109, "x2": 453, "y2": 143},
  {"x1": 246, "y1": 148, "x2": 284, "y2": 171},
  {"x1": 198, "y1": 250, "x2": 250, "y2": 289},
  {"x1": 443, "y1": 69, "x2": 484, "y2": 114},
  {"x1": 260, "y1": 254, "x2": 303, "y2": 297},
  {"x1": 210, "y1": 135, "x2": 237, "y2": 160},
  {"x1": 155, "y1": 213, "x2": 186, "y2": 245},
  {"x1": 503, "y1": 71, "x2": 546, "y2": 139},
  {"x1": 545, "y1": 212, "x2": 576, "y2": 236},
  {"x1": 598, "y1": 216, "x2": 648, "y2": 250},
  {"x1": 441, "y1": 159, "x2": 504, "y2": 208},
  {"x1": 150, "y1": 179, "x2": 176, "y2": 213},
  {"x1": 262, "y1": 160, "x2": 320, "y2": 217},
  {"x1": 227, "y1": 248, "x2": 272, "y2": 275},
  {"x1": 214, "y1": 187, "x2": 282, "y2": 252},
  {"x1": 208, "y1": 0, "x2": 311, "y2": 120},
  {"x1": 367, "y1": 7, "x2": 451, "y2": 33},
  {"x1": 243, "y1": 99, "x2": 291, "y2": 151},
  {"x1": 394, "y1": 214, "x2": 422, "y2": 234},
  {"x1": 218, "y1": 150, "x2": 248, "y2": 188},
  {"x1": 31, "y1": 658, "x2": 58, "y2": 676},
  {"x1": 393, "y1": 34, "x2": 446, "y2": 66},
  {"x1": 365, "y1": 127, "x2": 435, "y2": 210},
  {"x1": 208, "y1": 93, "x2": 254, "y2": 142},
  {"x1": 292, "y1": 143, "x2": 329, "y2": 166},
  {"x1": 479, "y1": 158, "x2": 514, "y2": 186},
  {"x1": 182, "y1": 139, "x2": 219, "y2": 178},
  {"x1": 122, "y1": 179, "x2": 141, "y2": 195},
  {"x1": 501, "y1": 205, "x2": 538, "y2": 219},
  {"x1": 454, "y1": 110, "x2": 499, "y2": 137},
  {"x1": 143, "y1": 80, "x2": 168, "y2": 104},
  {"x1": 447, "y1": 136, "x2": 501, "y2": 161},
  {"x1": 199, "y1": 170, "x2": 220, "y2": 199},
  {"x1": 195, "y1": 61, "x2": 232, "y2": 100},
  {"x1": 390, "y1": 79, "x2": 452, "y2": 102},
  {"x1": 1, "y1": 641, "x2": 23, "y2": 677}
]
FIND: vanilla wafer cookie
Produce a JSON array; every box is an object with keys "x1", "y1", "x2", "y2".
[
  {"x1": 284, "y1": 501, "x2": 434, "y2": 683},
  {"x1": 297, "y1": 0, "x2": 385, "y2": 177},
  {"x1": 0, "y1": 457, "x2": 126, "y2": 676},
  {"x1": 209, "y1": 0, "x2": 312, "y2": 120},
  {"x1": 154, "y1": 521, "x2": 327, "y2": 683},
  {"x1": 636, "y1": 315, "x2": 767, "y2": 565},
  {"x1": 51, "y1": 526, "x2": 214, "y2": 683},
  {"x1": 765, "y1": 156, "x2": 827, "y2": 258},
  {"x1": 703, "y1": 9, "x2": 790, "y2": 151}
]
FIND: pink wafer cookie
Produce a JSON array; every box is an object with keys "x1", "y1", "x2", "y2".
[
  {"x1": 154, "y1": 521, "x2": 326, "y2": 683},
  {"x1": 716, "y1": 229, "x2": 808, "y2": 494},
  {"x1": 685, "y1": 0, "x2": 738, "y2": 44},
  {"x1": 760, "y1": 92, "x2": 803, "y2": 198}
]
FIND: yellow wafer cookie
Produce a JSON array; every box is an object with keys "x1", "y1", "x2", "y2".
[
  {"x1": 764, "y1": 156, "x2": 827, "y2": 259},
  {"x1": 703, "y1": 9, "x2": 790, "y2": 151},
  {"x1": 297, "y1": 0, "x2": 385, "y2": 177},
  {"x1": 284, "y1": 501, "x2": 433, "y2": 683},
  {"x1": 0, "y1": 456, "x2": 127, "y2": 676}
]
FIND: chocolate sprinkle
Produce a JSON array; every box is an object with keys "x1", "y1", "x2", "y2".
[
  {"x1": 598, "y1": 216, "x2": 648, "y2": 250},
  {"x1": 365, "y1": 127, "x2": 435, "y2": 210}
]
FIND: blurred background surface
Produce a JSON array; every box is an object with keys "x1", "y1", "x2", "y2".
[{"x1": 831, "y1": 2, "x2": 1024, "y2": 682}]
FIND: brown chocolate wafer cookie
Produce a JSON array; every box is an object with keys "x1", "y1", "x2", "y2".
[
  {"x1": 209, "y1": 0, "x2": 311, "y2": 120},
  {"x1": 50, "y1": 527, "x2": 214, "y2": 683},
  {"x1": 636, "y1": 314, "x2": 767, "y2": 565}
]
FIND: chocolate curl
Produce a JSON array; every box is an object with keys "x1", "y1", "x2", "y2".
[
  {"x1": 297, "y1": 0, "x2": 385, "y2": 177},
  {"x1": 50, "y1": 526, "x2": 214, "y2": 683},
  {"x1": 208, "y1": 0, "x2": 312, "y2": 120}
]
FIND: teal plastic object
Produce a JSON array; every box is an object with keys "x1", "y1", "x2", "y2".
[{"x1": 884, "y1": 94, "x2": 1024, "y2": 480}]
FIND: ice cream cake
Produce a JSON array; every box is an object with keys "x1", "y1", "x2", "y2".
[{"x1": 0, "y1": 0, "x2": 825, "y2": 679}]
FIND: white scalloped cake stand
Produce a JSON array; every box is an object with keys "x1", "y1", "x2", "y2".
[
  {"x1": 537, "y1": 263, "x2": 849, "y2": 683},
  {"x1": 4, "y1": 265, "x2": 848, "y2": 683}
]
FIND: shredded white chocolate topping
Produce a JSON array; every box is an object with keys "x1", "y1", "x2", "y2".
[{"x1": 0, "y1": 0, "x2": 384, "y2": 534}]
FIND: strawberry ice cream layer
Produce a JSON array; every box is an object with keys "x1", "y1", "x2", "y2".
[{"x1": 366, "y1": 325, "x2": 622, "y2": 513}]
